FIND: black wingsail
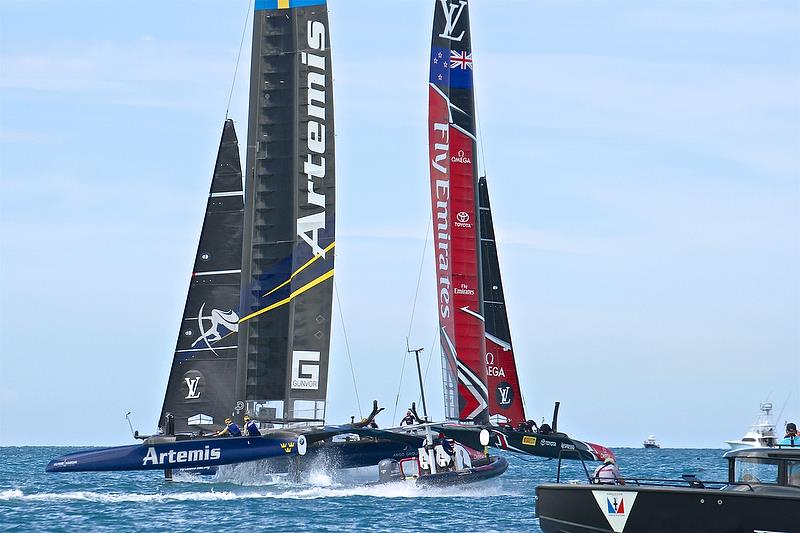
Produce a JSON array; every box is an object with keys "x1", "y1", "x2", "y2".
[
  {"x1": 159, "y1": 119, "x2": 244, "y2": 434},
  {"x1": 236, "y1": 0, "x2": 335, "y2": 426},
  {"x1": 478, "y1": 177, "x2": 526, "y2": 425}
]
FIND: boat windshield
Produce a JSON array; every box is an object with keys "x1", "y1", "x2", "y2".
[
  {"x1": 734, "y1": 457, "x2": 780, "y2": 484},
  {"x1": 400, "y1": 458, "x2": 420, "y2": 478},
  {"x1": 789, "y1": 461, "x2": 800, "y2": 487}
]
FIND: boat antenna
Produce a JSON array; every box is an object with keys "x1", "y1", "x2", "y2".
[
  {"x1": 391, "y1": 215, "x2": 432, "y2": 423},
  {"x1": 125, "y1": 412, "x2": 136, "y2": 439},
  {"x1": 776, "y1": 393, "x2": 792, "y2": 432},
  {"x1": 407, "y1": 338, "x2": 428, "y2": 421},
  {"x1": 225, "y1": 0, "x2": 254, "y2": 120}
]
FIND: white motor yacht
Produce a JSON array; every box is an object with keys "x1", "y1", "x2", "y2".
[
  {"x1": 643, "y1": 435, "x2": 660, "y2": 448},
  {"x1": 726, "y1": 402, "x2": 777, "y2": 450}
]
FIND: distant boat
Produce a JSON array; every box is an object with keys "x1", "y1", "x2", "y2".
[
  {"x1": 643, "y1": 435, "x2": 660, "y2": 449},
  {"x1": 726, "y1": 402, "x2": 777, "y2": 450}
]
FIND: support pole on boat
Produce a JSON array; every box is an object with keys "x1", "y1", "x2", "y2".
[
  {"x1": 552, "y1": 402, "x2": 560, "y2": 433},
  {"x1": 408, "y1": 341, "x2": 428, "y2": 421}
]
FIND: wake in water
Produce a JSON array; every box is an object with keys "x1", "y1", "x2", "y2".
[
  {"x1": 165, "y1": 454, "x2": 517, "y2": 499},
  {"x1": 1, "y1": 477, "x2": 517, "y2": 504}
]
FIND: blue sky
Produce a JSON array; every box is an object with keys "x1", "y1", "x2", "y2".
[{"x1": 1, "y1": 1, "x2": 798, "y2": 448}]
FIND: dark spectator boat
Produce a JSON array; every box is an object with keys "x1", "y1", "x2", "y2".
[
  {"x1": 535, "y1": 445, "x2": 800, "y2": 533},
  {"x1": 374, "y1": 427, "x2": 507, "y2": 487}
]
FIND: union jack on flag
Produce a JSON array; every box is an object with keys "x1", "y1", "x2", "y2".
[{"x1": 450, "y1": 50, "x2": 472, "y2": 70}]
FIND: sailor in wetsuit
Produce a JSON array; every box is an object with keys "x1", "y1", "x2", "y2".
[
  {"x1": 400, "y1": 410, "x2": 416, "y2": 426},
  {"x1": 215, "y1": 417, "x2": 242, "y2": 437},
  {"x1": 243, "y1": 415, "x2": 260, "y2": 437},
  {"x1": 434, "y1": 432, "x2": 456, "y2": 470},
  {"x1": 437, "y1": 433, "x2": 454, "y2": 455},
  {"x1": 515, "y1": 419, "x2": 539, "y2": 433},
  {"x1": 593, "y1": 457, "x2": 625, "y2": 485}
]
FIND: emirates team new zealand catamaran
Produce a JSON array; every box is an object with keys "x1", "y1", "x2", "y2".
[{"x1": 422, "y1": 0, "x2": 613, "y2": 462}]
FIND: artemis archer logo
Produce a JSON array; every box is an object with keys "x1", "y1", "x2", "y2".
[
  {"x1": 191, "y1": 303, "x2": 239, "y2": 356},
  {"x1": 291, "y1": 351, "x2": 320, "y2": 390},
  {"x1": 438, "y1": 0, "x2": 467, "y2": 42}
]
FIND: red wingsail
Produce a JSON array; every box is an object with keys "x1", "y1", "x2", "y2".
[{"x1": 428, "y1": 0, "x2": 488, "y2": 423}]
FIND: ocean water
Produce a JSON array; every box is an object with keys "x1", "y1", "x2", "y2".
[{"x1": 0, "y1": 447, "x2": 728, "y2": 532}]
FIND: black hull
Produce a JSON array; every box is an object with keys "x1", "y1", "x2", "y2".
[
  {"x1": 436, "y1": 425, "x2": 601, "y2": 461},
  {"x1": 305, "y1": 439, "x2": 418, "y2": 470},
  {"x1": 416, "y1": 456, "x2": 508, "y2": 487},
  {"x1": 246, "y1": 437, "x2": 418, "y2": 474},
  {"x1": 536, "y1": 484, "x2": 800, "y2": 533}
]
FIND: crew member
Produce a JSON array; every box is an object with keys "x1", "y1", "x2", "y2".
[
  {"x1": 593, "y1": 457, "x2": 625, "y2": 485},
  {"x1": 779, "y1": 422, "x2": 798, "y2": 446},
  {"x1": 400, "y1": 410, "x2": 416, "y2": 426},
  {"x1": 434, "y1": 432, "x2": 457, "y2": 471},
  {"x1": 436, "y1": 432, "x2": 454, "y2": 455},
  {"x1": 243, "y1": 415, "x2": 260, "y2": 437},
  {"x1": 215, "y1": 417, "x2": 241, "y2": 437}
]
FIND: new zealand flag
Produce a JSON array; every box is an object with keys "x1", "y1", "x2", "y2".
[{"x1": 430, "y1": 46, "x2": 474, "y2": 90}]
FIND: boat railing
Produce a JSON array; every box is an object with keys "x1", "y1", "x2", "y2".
[
  {"x1": 618, "y1": 478, "x2": 746, "y2": 490},
  {"x1": 555, "y1": 448, "x2": 593, "y2": 483},
  {"x1": 553, "y1": 450, "x2": 755, "y2": 491}
]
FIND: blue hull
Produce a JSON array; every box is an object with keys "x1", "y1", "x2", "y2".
[{"x1": 46, "y1": 435, "x2": 300, "y2": 472}]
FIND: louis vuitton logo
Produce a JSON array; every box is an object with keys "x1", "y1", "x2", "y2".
[
  {"x1": 438, "y1": 0, "x2": 467, "y2": 42},
  {"x1": 184, "y1": 376, "x2": 201, "y2": 399},
  {"x1": 497, "y1": 386, "x2": 512, "y2": 405}
]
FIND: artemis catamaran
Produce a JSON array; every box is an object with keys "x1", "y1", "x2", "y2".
[{"x1": 49, "y1": 0, "x2": 346, "y2": 474}]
